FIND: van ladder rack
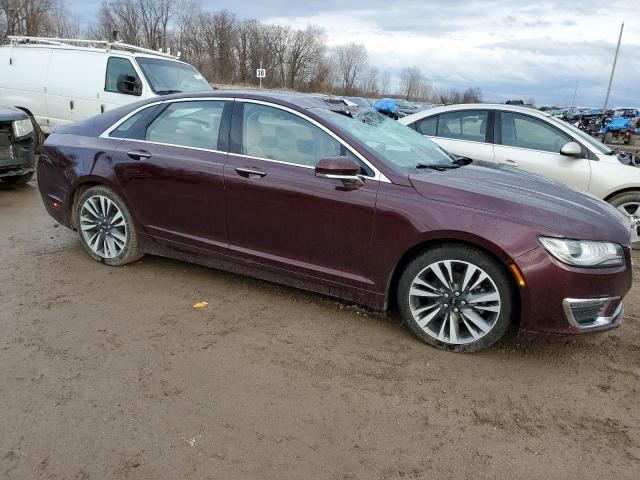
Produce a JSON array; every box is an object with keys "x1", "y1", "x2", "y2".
[{"x1": 6, "y1": 36, "x2": 181, "y2": 59}]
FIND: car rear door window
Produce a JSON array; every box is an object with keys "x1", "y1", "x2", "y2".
[
  {"x1": 105, "y1": 57, "x2": 139, "y2": 92},
  {"x1": 414, "y1": 116, "x2": 437, "y2": 136},
  {"x1": 500, "y1": 112, "x2": 572, "y2": 153},
  {"x1": 143, "y1": 100, "x2": 226, "y2": 150},
  {"x1": 242, "y1": 103, "x2": 341, "y2": 167},
  {"x1": 437, "y1": 111, "x2": 488, "y2": 142}
]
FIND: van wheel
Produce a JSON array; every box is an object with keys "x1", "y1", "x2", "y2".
[
  {"x1": 397, "y1": 244, "x2": 516, "y2": 352},
  {"x1": 75, "y1": 186, "x2": 143, "y2": 265}
]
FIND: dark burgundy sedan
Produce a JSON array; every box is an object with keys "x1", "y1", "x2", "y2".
[{"x1": 38, "y1": 91, "x2": 633, "y2": 351}]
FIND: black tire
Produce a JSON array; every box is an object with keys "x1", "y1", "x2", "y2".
[
  {"x1": 608, "y1": 191, "x2": 640, "y2": 214},
  {"x1": 607, "y1": 191, "x2": 640, "y2": 249},
  {"x1": 74, "y1": 185, "x2": 144, "y2": 266},
  {"x1": 396, "y1": 244, "x2": 516, "y2": 353},
  {"x1": 1, "y1": 172, "x2": 34, "y2": 185}
]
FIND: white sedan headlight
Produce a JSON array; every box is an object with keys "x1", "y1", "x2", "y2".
[
  {"x1": 539, "y1": 237, "x2": 624, "y2": 268},
  {"x1": 12, "y1": 118, "x2": 33, "y2": 139}
]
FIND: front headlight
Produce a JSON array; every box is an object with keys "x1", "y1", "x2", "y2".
[
  {"x1": 539, "y1": 237, "x2": 624, "y2": 268},
  {"x1": 12, "y1": 118, "x2": 33, "y2": 139}
]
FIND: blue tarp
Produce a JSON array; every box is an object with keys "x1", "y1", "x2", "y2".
[
  {"x1": 602, "y1": 116, "x2": 634, "y2": 134},
  {"x1": 373, "y1": 98, "x2": 398, "y2": 115}
]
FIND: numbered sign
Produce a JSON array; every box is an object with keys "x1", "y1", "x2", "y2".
[{"x1": 256, "y1": 68, "x2": 266, "y2": 78}]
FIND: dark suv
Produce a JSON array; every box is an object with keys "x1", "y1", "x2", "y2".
[{"x1": 0, "y1": 106, "x2": 35, "y2": 184}]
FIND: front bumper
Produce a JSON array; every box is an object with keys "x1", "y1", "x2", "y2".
[
  {"x1": 0, "y1": 132, "x2": 35, "y2": 177},
  {"x1": 515, "y1": 246, "x2": 632, "y2": 338}
]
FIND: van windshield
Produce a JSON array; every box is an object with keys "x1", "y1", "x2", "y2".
[{"x1": 136, "y1": 57, "x2": 212, "y2": 94}]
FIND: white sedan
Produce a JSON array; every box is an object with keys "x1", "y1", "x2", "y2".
[{"x1": 399, "y1": 104, "x2": 640, "y2": 243}]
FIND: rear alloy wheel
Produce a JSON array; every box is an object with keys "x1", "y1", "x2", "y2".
[
  {"x1": 397, "y1": 245, "x2": 515, "y2": 352},
  {"x1": 75, "y1": 186, "x2": 143, "y2": 265}
]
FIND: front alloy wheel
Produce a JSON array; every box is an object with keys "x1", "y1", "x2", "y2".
[
  {"x1": 408, "y1": 260, "x2": 501, "y2": 345},
  {"x1": 398, "y1": 245, "x2": 515, "y2": 352}
]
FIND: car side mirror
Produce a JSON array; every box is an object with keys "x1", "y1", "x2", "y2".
[
  {"x1": 315, "y1": 156, "x2": 364, "y2": 189},
  {"x1": 116, "y1": 74, "x2": 142, "y2": 96},
  {"x1": 560, "y1": 141, "x2": 582, "y2": 157}
]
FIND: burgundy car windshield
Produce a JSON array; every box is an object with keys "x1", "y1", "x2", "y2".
[{"x1": 314, "y1": 108, "x2": 454, "y2": 172}]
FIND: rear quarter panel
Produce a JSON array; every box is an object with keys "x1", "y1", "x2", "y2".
[{"x1": 39, "y1": 133, "x2": 125, "y2": 227}]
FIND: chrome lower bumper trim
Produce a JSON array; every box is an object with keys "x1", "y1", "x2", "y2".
[{"x1": 562, "y1": 297, "x2": 623, "y2": 330}]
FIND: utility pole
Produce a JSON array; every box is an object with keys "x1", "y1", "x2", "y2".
[
  {"x1": 603, "y1": 22, "x2": 624, "y2": 113},
  {"x1": 571, "y1": 80, "x2": 578, "y2": 108}
]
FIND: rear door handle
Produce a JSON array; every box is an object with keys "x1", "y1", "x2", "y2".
[
  {"x1": 235, "y1": 167, "x2": 266, "y2": 178},
  {"x1": 502, "y1": 159, "x2": 519, "y2": 166},
  {"x1": 127, "y1": 150, "x2": 151, "y2": 160}
]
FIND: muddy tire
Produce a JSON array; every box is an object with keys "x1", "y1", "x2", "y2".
[{"x1": 74, "y1": 185, "x2": 143, "y2": 266}]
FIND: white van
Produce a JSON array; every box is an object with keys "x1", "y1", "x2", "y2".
[{"x1": 0, "y1": 36, "x2": 212, "y2": 141}]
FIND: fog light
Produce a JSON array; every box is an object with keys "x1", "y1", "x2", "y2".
[{"x1": 563, "y1": 297, "x2": 622, "y2": 330}]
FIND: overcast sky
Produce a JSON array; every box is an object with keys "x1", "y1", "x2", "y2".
[{"x1": 70, "y1": 0, "x2": 639, "y2": 106}]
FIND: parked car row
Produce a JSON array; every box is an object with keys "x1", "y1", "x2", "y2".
[{"x1": 1, "y1": 36, "x2": 636, "y2": 352}]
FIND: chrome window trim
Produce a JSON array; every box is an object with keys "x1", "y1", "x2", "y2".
[
  {"x1": 237, "y1": 99, "x2": 389, "y2": 182},
  {"x1": 98, "y1": 97, "x2": 233, "y2": 139},
  {"x1": 98, "y1": 96, "x2": 390, "y2": 183}
]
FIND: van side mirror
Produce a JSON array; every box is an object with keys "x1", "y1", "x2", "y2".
[
  {"x1": 315, "y1": 156, "x2": 364, "y2": 189},
  {"x1": 116, "y1": 74, "x2": 142, "y2": 96},
  {"x1": 560, "y1": 141, "x2": 582, "y2": 157}
]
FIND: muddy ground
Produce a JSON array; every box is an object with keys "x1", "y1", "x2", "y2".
[{"x1": 1, "y1": 180, "x2": 639, "y2": 480}]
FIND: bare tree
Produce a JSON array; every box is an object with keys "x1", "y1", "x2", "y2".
[
  {"x1": 286, "y1": 26, "x2": 324, "y2": 90},
  {"x1": 400, "y1": 65, "x2": 430, "y2": 101},
  {"x1": 361, "y1": 65, "x2": 379, "y2": 96},
  {"x1": 462, "y1": 86, "x2": 482, "y2": 103},
  {"x1": 91, "y1": 0, "x2": 142, "y2": 44},
  {"x1": 1, "y1": 0, "x2": 56, "y2": 37},
  {"x1": 332, "y1": 42, "x2": 368, "y2": 95},
  {"x1": 137, "y1": 0, "x2": 174, "y2": 50},
  {"x1": 380, "y1": 70, "x2": 390, "y2": 96}
]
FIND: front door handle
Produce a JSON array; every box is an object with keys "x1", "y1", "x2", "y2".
[
  {"x1": 235, "y1": 167, "x2": 267, "y2": 178},
  {"x1": 502, "y1": 158, "x2": 519, "y2": 166},
  {"x1": 127, "y1": 150, "x2": 151, "y2": 160}
]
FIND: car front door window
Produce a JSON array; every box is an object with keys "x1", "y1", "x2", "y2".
[
  {"x1": 500, "y1": 112, "x2": 572, "y2": 154},
  {"x1": 242, "y1": 103, "x2": 344, "y2": 167}
]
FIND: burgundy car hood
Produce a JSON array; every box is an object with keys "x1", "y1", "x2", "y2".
[{"x1": 409, "y1": 162, "x2": 630, "y2": 245}]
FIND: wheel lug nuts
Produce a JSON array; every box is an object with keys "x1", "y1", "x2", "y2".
[
  {"x1": 461, "y1": 301, "x2": 466, "y2": 305},
  {"x1": 443, "y1": 303, "x2": 449, "y2": 308},
  {"x1": 453, "y1": 308, "x2": 459, "y2": 313},
  {"x1": 454, "y1": 291, "x2": 460, "y2": 296},
  {"x1": 444, "y1": 293, "x2": 450, "y2": 298}
]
